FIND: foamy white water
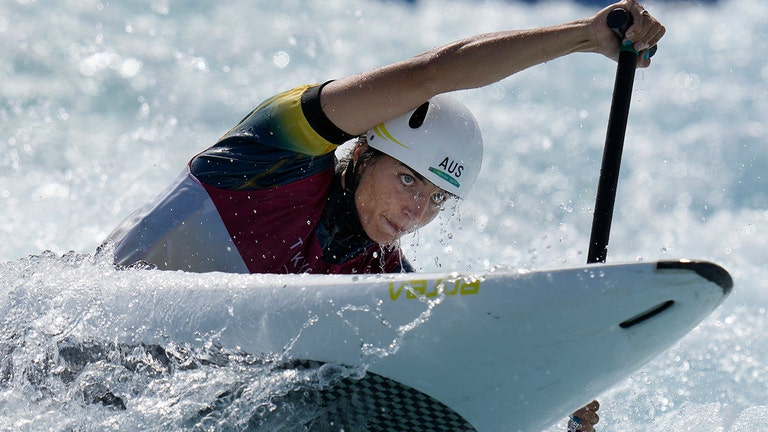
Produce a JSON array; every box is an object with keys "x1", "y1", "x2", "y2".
[{"x1": 1, "y1": 0, "x2": 767, "y2": 430}]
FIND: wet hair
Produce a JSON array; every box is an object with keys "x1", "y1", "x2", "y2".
[{"x1": 335, "y1": 135, "x2": 384, "y2": 181}]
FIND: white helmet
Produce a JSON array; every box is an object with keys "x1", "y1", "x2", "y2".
[{"x1": 366, "y1": 94, "x2": 483, "y2": 199}]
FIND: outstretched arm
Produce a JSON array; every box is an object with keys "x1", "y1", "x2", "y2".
[{"x1": 319, "y1": 0, "x2": 664, "y2": 135}]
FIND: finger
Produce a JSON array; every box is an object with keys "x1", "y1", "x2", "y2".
[
  {"x1": 636, "y1": 17, "x2": 665, "y2": 49},
  {"x1": 578, "y1": 410, "x2": 600, "y2": 425},
  {"x1": 624, "y1": 1, "x2": 648, "y2": 41},
  {"x1": 645, "y1": 22, "x2": 667, "y2": 49},
  {"x1": 636, "y1": 20, "x2": 665, "y2": 67},
  {"x1": 590, "y1": 411, "x2": 600, "y2": 425},
  {"x1": 571, "y1": 400, "x2": 601, "y2": 425},
  {"x1": 637, "y1": 49, "x2": 652, "y2": 68}
]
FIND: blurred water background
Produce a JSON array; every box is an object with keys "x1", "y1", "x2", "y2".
[{"x1": 2, "y1": 0, "x2": 767, "y2": 430}]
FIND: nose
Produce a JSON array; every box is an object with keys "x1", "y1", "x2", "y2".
[{"x1": 402, "y1": 190, "x2": 435, "y2": 225}]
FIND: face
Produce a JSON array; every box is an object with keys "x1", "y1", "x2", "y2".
[{"x1": 352, "y1": 146, "x2": 449, "y2": 246}]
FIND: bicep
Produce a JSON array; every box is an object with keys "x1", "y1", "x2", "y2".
[{"x1": 318, "y1": 54, "x2": 445, "y2": 135}]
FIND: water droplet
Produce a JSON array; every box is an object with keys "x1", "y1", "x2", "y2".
[{"x1": 273, "y1": 51, "x2": 290, "y2": 68}]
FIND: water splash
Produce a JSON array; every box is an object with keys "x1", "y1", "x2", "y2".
[{"x1": 0, "y1": 252, "x2": 454, "y2": 431}]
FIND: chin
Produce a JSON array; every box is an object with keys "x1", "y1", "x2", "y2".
[
  {"x1": 372, "y1": 235, "x2": 395, "y2": 247},
  {"x1": 361, "y1": 222, "x2": 393, "y2": 246},
  {"x1": 369, "y1": 231, "x2": 398, "y2": 247}
]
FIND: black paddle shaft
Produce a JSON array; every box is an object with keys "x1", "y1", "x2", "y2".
[{"x1": 587, "y1": 8, "x2": 643, "y2": 264}]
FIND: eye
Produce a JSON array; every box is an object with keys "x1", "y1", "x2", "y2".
[
  {"x1": 400, "y1": 173, "x2": 415, "y2": 186},
  {"x1": 430, "y1": 191, "x2": 447, "y2": 206}
]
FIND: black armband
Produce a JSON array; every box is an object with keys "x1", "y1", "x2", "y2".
[{"x1": 300, "y1": 81, "x2": 357, "y2": 144}]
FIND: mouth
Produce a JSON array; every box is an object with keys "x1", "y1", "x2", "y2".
[{"x1": 381, "y1": 216, "x2": 405, "y2": 240}]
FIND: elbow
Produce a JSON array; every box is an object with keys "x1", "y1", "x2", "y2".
[{"x1": 406, "y1": 47, "x2": 464, "y2": 96}]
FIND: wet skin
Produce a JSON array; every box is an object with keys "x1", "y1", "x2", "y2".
[{"x1": 351, "y1": 145, "x2": 448, "y2": 246}]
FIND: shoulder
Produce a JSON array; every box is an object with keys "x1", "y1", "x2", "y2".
[{"x1": 218, "y1": 83, "x2": 357, "y2": 156}]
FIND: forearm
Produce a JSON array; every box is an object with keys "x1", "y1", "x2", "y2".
[
  {"x1": 422, "y1": 20, "x2": 596, "y2": 94},
  {"x1": 323, "y1": 21, "x2": 596, "y2": 135},
  {"x1": 320, "y1": 0, "x2": 664, "y2": 135}
]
